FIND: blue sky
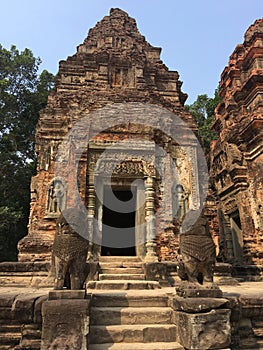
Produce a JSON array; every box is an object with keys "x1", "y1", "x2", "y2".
[{"x1": 1, "y1": 0, "x2": 262, "y2": 103}]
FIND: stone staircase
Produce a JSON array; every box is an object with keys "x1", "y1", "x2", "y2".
[
  {"x1": 0, "y1": 322, "x2": 42, "y2": 350},
  {"x1": 18, "y1": 324, "x2": 42, "y2": 350},
  {"x1": 0, "y1": 262, "x2": 50, "y2": 288},
  {"x1": 88, "y1": 256, "x2": 183, "y2": 350},
  {"x1": 87, "y1": 256, "x2": 160, "y2": 290},
  {"x1": 0, "y1": 323, "x2": 41, "y2": 349},
  {"x1": 99, "y1": 256, "x2": 145, "y2": 279},
  {"x1": 0, "y1": 324, "x2": 22, "y2": 349}
]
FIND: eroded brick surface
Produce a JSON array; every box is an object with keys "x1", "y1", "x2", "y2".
[{"x1": 210, "y1": 19, "x2": 263, "y2": 266}]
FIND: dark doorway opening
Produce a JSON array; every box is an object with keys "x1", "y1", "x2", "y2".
[
  {"x1": 230, "y1": 210, "x2": 243, "y2": 263},
  {"x1": 101, "y1": 187, "x2": 136, "y2": 256}
]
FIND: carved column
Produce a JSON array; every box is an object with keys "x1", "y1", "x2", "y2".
[
  {"x1": 188, "y1": 145, "x2": 200, "y2": 210},
  {"x1": 144, "y1": 176, "x2": 158, "y2": 262},
  {"x1": 87, "y1": 171, "x2": 96, "y2": 261}
]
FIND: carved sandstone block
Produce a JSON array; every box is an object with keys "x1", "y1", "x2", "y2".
[
  {"x1": 172, "y1": 296, "x2": 230, "y2": 313},
  {"x1": 176, "y1": 308, "x2": 231, "y2": 350},
  {"x1": 41, "y1": 298, "x2": 90, "y2": 350}
]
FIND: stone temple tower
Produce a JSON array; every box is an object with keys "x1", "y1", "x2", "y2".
[{"x1": 18, "y1": 8, "x2": 204, "y2": 262}]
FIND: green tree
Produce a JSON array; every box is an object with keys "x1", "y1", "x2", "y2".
[
  {"x1": 186, "y1": 89, "x2": 220, "y2": 154},
  {"x1": 0, "y1": 45, "x2": 55, "y2": 261}
]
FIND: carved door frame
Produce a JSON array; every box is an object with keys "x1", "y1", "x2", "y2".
[{"x1": 94, "y1": 177, "x2": 146, "y2": 258}]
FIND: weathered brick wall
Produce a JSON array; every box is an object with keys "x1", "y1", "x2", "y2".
[{"x1": 210, "y1": 19, "x2": 263, "y2": 266}]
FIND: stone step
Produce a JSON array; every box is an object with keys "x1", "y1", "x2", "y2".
[
  {"x1": 89, "y1": 342, "x2": 184, "y2": 350},
  {"x1": 0, "y1": 276, "x2": 32, "y2": 288},
  {"x1": 19, "y1": 338, "x2": 41, "y2": 349},
  {"x1": 21, "y1": 324, "x2": 41, "y2": 340},
  {"x1": 0, "y1": 314, "x2": 12, "y2": 324},
  {"x1": 91, "y1": 291, "x2": 169, "y2": 307},
  {"x1": 99, "y1": 256, "x2": 142, "y2": 263},
  {"x1": 0, "y1": 324, "x2": 21, "y2": 332},
  {"x1": 0, "y1": 271, "x2": 49, "y2": 288},
  {"x1": 99, "y1": 274, "x2": 145, "y2": 281},
  {"x1": 90, "y1": 306, "x2": 172, "y2": 325},
  {"x1": 87, "y1": 280, "x2": 160, "y2": 290},
  {"x1": 100, "y1": 267, "x2": 144, "y2": 274},
  {"x1": 89, "y1": 324, "x2": 177, "y2": 344},
  {"x1": 99, "y1": 263, "x2": 144, "y2": 270},
  {"x1": 0, "y1": 332, "x2": 21, "y2": 345}
]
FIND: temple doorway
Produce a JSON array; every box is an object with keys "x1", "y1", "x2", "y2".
[
  {"x1": 230, "y1": 210, "x2": 243, "y2": 263},
  {"x1": 101, "y1": 187, "x2": 136, "y2": 256}
]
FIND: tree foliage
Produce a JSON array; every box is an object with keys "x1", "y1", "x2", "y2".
[
  {"x1": 0, "y1": 45, "x2": 55, "y2": 261},
  {"x1": 186, "y1": 89, "x2": 220, "y2": 154}
]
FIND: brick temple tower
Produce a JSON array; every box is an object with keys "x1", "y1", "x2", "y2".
[
  {"x1": 18, "y1": 8, "x2": 204, "y2": 262},
  {"x1": 210, "y1": 19, "x2": 263, "y2": 266}
]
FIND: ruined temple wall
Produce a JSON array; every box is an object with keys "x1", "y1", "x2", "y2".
[
  {"x1": 210, "y1": 18, "x2": 263, "y2": 266},
  {"x1": 248, "y1": 154, "x2": 263, "y2": 231},
  {"x1": 211, "y1": 166, "x2": 262, "y2": 265}
]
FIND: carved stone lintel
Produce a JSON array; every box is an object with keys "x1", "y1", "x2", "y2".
[{"x1": 95, "y1": 159, "x2": 156, "y2": 178}]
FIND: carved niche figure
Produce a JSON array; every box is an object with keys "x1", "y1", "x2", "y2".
[
  {"x1": 52, "y1": 208, "x2": 89, "y2": 290},
  {"x1": 178, "y1": 209, "x2": 216, "y2": 284},
  {"x1": 172, "y1": 184, "x2": 189, "y2": 220},
  {"x1": 47, "y1": 179, "x2": 66, "y2": 215}
]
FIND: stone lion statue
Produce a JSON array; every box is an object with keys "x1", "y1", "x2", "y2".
[
  {"x1": 52, "y1": 207, "x2": 89, "y2": 290},
  {"x1": 178, "y1": 209, "x2": 216, "y2": 284}
]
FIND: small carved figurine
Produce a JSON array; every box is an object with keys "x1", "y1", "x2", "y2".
[
  {"x1": 52, "y1": 207, "x2": 89, "y2": 290},
  {"x1": 178, "y1": 209, "x2": 216, "y2": 284}
]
